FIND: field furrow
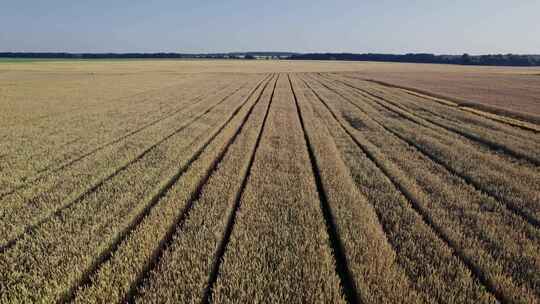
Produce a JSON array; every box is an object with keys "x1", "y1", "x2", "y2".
[
  {"x1": 337, "y1": 73, "x2": 540, "y2": 145},
  {"x1": 360, "y1": 80, "x2": 540, "y2": 142},
  {"x1": 0, "y1": 77, "x2": 239, "y2": 192},
  {"x1": 338, "y1": 73, "x2": 540, "y2": 132},
  {"x1": 0, "y1": 79, "x2": 254, "y2": 249},
  {"x1": 16, "y1": 82, "x2": 230, "y2": 177},
  {"x1": 0, "y1": 75, "x2": 269, "y2": 303},
  {"x1": 0, "y1": 73, "x2": 208, "y2": 129},
  {"x1": 290, "y1": 74, "x2": 360, "y2": 304},
  {"x1": 301, "y1": 75, "x2": 497, "y2": 303},
  {"x1": 1, "y1": 78, "x2": 200, "y2": 157},
  {"x1": 70, "y1": 74, "x2": 276, "y2": 304},
  {"x1": 306, "y1": 74, "x2": 540, "y2": 303},
  {"x1": 328, "y1": 75, "x2": 540, "y2": 166},
  {"x1": 210, "y1": 74, "x2": 345, "y2": 303},
  {"x1": 311, "y1": 74, "x2": 540, "y2": 228},
  {"x1": 2, "y1": 61, "x2": 539, "y2": 303},
  {"x1": 290, "y1": 74, "x2": 429, "y2": 303},
  {"x1": 121, "y1": 75, "x2": 278, "y2": 304}
]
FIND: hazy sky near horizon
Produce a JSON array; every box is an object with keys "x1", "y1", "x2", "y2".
[{"x1": 1, "y1": 0, "x2": 539, "y2": 54}]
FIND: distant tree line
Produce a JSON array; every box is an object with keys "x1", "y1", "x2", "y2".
[
  {"x1": 289, "y1": 53, "x2": 540, "y2": 66},
  {"x1": 2, "y1": 52, "x2": 540, "y2": 66},
  {"x1": 0, "y1": 52, "x2": 242, "y2": 59},
  {"x1": 0, "y1": 52, "x2": 293, "y2": 60}
]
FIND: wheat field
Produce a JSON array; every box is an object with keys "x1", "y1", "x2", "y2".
[{"x1": 0, "y1": 60, "x2": 539, "y2": 303}]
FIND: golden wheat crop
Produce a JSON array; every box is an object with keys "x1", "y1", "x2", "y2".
[{"x1": 0, "y1": 60, "x2": 538, "y2": 303}]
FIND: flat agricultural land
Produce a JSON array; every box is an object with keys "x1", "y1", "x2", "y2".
[
  {"x1": 0, "y1": 60, "x2": 539, "y2": 303},
  {"x1": 338, "y1": 62, "x2": 540, "y2": 123}
]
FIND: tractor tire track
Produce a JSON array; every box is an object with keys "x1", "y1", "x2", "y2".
[
  {"x1": 288, "y1": 74, "x2": 360, "y2": 304},
  {"x1": 199, "y1": 74, "x2": 277, "y2": 304},
  {"x1": 311, "y1": 74, "x2": 540, "y2": 230},
  {"x1": 341, "y1": 74, "x2": 540, "y2": 134},
  {"x1": 0, "y1": 78, "x2": 262, "y2": 253},
  {"x1": 325, "y1": 74, "x2": 540, "y2": 167},
  {"x1": 0, "y1": 82, "x2": 238, "y2": 199},
  {"x1": 301, "y1": 77, "x2": 506, "y2": 304},
  {"x1": 62, "y1": 74, "x2": 274, "y2": 304}
]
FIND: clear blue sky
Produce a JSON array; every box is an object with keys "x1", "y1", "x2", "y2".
[{"x1": 1, "y1": 0, "x2": 539, "y2": 54}]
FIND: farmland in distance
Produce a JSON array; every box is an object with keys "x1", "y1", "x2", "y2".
[{"x1": 0, "y1": 60, "x2": 539, "y2": 303}]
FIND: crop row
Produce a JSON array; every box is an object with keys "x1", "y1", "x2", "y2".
[
  {"x1": 329, "y1": 74, "x2": 540, "y2": 166},
  {"x1": 306, "y1": 73, "x2": 540, "y2": 303},
  {"x1": 209, "y1": 75, "x2": 345, "y2": 303},
  {"x1": 339, "y1": 74, "x2": 540, "y2": 133},
  {"x1": 358, "y1": 78, "x2": 540, "y2": 142},
  {"x1": 318, "y1": 74, "x2": 540, "y2": 227},
  {"x1": 289, "y1": 74, "x2": 431, "y2": 303},
  {"x1": 300, "y1": 75, "x2": 495, "y2": 303},
  {"x1": 69, "y1": 74, "x2": 276, "y2": 303},
  {"x1": 0, "y1": 75, "x2": 245, "y2": 192},
  {"x1": 0, "y1": 75, "x2": 268, "y2": 302},
  {"x1": 2, "y1": 71, "x2": 538, "y2": 303},
  {"x1": 0, "y1": 71, "x2": 207, "y2": 129},
  {"x1": 0, "y1": 79, "x2": 256, "y2": 248},
  {"x1": 121, "y1": 74, "x2": 279, "y2": 304}
]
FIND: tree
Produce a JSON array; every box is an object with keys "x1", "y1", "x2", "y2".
[{"x1": 461, "y1": 53, "x2": 471, "y2": 65}]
